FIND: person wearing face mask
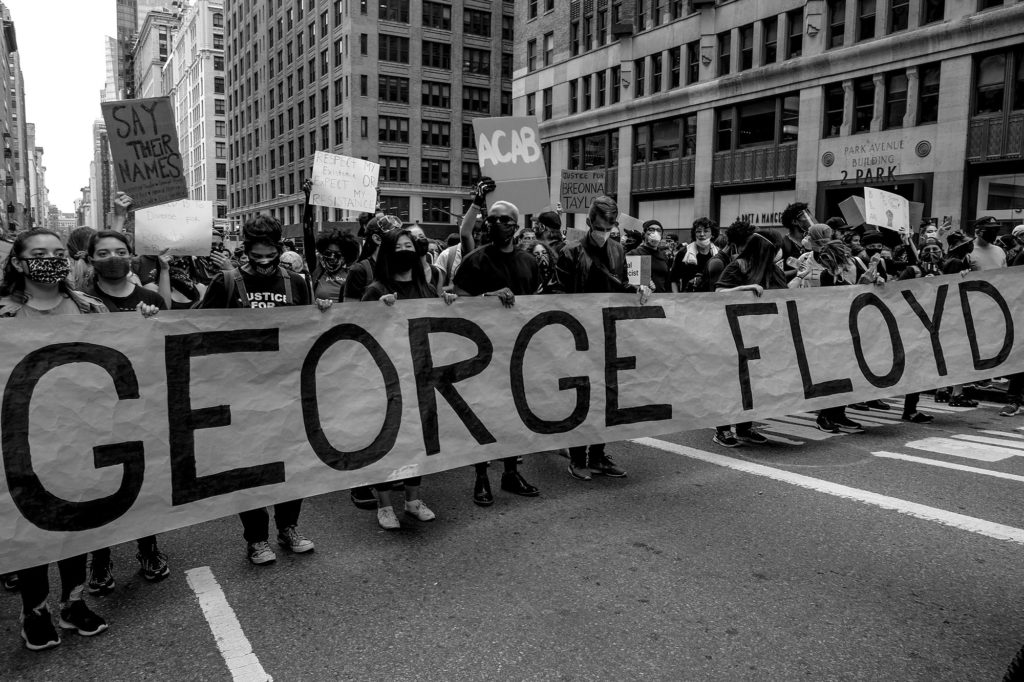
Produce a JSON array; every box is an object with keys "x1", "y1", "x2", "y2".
[
  {"x1": 779, "y1": 202, "x2": 812, "y2": 280},
  {"x1": 193, "y1": 230, "x2": 234, "y2": 285},
  {"x1": 622, "y1": 228, "x2": 643, "y2": 253},
  {"x1": 556, "y1": 196, "x2": 653, "y2": 480},
  {"x1": 626, "y1": 220, "x2": 670, "y2": 293},
  {"x1": 0, "y1": 228, "x2": 160, "y2": 651},
  {"x1": 1007, "y1": 225, "x2": 1024, "y2": 267},
  {"x1": 671, "y1": 217, "x2": 720, "y2": 292},
  {"x1": 791, "y1": 224, "x2": 833, "y2": 288},
  {"x1": 529, "y1": 241, "x2": 562, "y2": 294},
  {"x1": 310, "y1": 231, "x2": 360, "y2": 301},
  {"x1": 195, "y1": 214, "x2": 332, "y2": 565},
  {"x1": 609, "y1": 225, "x2": 621, "y2": 243},
  {"x1": 343, "y1": 214, "x2": 402, "y2": 303},
  {"x1": 968, "y1": 216, "x2": 1007, "y2": 271},
  {"x1": 409, "y1": 224, "x2": 446, "y2": 290},
  {"x1": 453, "y1": 201, "x2": 543, "y2": 503}
]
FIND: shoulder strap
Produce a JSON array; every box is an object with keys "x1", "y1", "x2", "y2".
[
  {"x1": 281, "y1": 267, "x2": 294, "y2": 303},
  {"x1": 230, "y1": 268, "x2": 249, "y2": 308}
]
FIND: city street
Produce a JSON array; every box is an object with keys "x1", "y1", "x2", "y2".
[{"x1": 1, "y1": 395, "x2": 1021, "y2": 681}]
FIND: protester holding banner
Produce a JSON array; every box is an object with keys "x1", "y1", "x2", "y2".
[
  {"x1": 452, "y1": 199, "x2": 542, "y2": 504},
  {"x1": 625, "y1": 220, "x2": 670, "y2": 293},
  {"x1": 529, "y1": 241, "x2": 562, "y2": 294},
  {"x1": 556, "y1": 196, "x2": 652, "y2": 480},
  {"x1": 0, "y1": 228, "x2": 161, "y2": 649},
  {"x1": 343, "y1": 215, "x2": 402, "y2": 303},
  {"x1": 671, "y1": 217, "x2": 720, "y2": 293},
  {"x1": 791, "y1": 224, "x2": 834, "y2": 288},
  {"x1": 195, "y1": 215, "x2": 323, "y2": 564},
  {"x1": 309, "y1": 230, "x2": 360, "y2": 301},
  {"x1": 534, "y1": 210, "x2": 564, "y2": 254},
  {"x1": 362, "y1": 228, "x2": 457, "y2": 527},
  {"x1": 408, "y1": 225, "x2": 446, "y2": 291},
  {"x1": 968, "y1": 217, "x2": 1007, "y2": 271},
  {"x1": 779, "y1": 202, "x2": 811, "y2": 280}
]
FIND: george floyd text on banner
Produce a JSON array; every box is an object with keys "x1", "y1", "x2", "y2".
[{"x1": 0, "y1": 271, "x2": 1020, "y2": 573}]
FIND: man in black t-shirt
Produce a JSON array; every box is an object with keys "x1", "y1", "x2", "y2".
[
  {"x1": 453, "y1": 199, "x2": 542, "y2": 505},
  {"x1": 194, "y1": 215, "x2": 319, "y2": 566}
]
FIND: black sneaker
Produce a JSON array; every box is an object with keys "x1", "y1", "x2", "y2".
[
  {"x1": 2, "y1": 572, "x2": 19, "y2": 592},
  {"x1": 949, "y1": 395, "x2": 978, "y2": 408},
  {"x1": 58, "y1": 600, "x2": 107, "y2": 637},
  {"x1": 350, "y1": 486, "x2": 377, "y2": 510},
  {"x1": 832, "y1": 416, "x2": 865, "y2": 433},
  {"x1": 848, "y1": 402, "x2": 870, "y2": 411},
  {"x1": 864, "y1": 399, "x2": 891, "y2": 410},
  {"x1": 589, "y1": 455, "x2": 627, "y2": 478},
  {"x1": 88, "y1": 558, "x2": 115, "y2": 596},
  {"x1": 815, "y1": 415, "x2": 840, "y2": 433},
  {"x1": 934, "y1": 389, "x2": 950, "y2": 403},
  {"x1": 473, "y1": 475, "x2": 494, "y2": 506},
  {"x1": 21, "y1": 604, "x2": 60, "y2": 651},
  {"x1": 736, "y1": 428, "x2": 768, "y2": 445},
  {"x1": 902, "y1": 411, "x2": 934, "y2": 424},
  {"x1": 712, "y1": 430, "x2": 739, "y2": 447},
  {"x1": 137, "y1": 548, "x2": 170, "y2": 582}
]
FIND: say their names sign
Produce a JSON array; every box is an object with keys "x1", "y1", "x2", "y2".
[
  {"x1": 102, "y1": 97, "x2": 188, "y2": 209},
  {"x1": 134, "y1": 200, "x2": 215, "y2": 256},
  {"x1": 310, "y1": 152, "x2": 380, "y2": 213},
  {"x1": 560, "y1": 170, "x2": 605, "y2": 214},
  {"x1": 474, "y1": 117, "x2": 549, "y2": 214},
  {"x1": 864, "y1": 187, "x2": 910, "y2": 236}
]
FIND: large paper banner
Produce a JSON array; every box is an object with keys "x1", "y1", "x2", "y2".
[
  {"x1": 1, "y1": 271, "x2": 1021, "y2": 573},
  {"x1": 101, "y1": 97, "x2": 188, "y2": 210},
  {"x1": 473, "y1": 117, "x2": 549, "y2": 214},
  {"x1": 560, "y1": 170, "x2": 606, "y2": 214},
  {"x1": 310, "y1": 152, "x2": 380, "y2": 213},
  {"x1": 865, "y1": 187, "x2": 910, "y2": 235},
  {"x1": 134, "y1": 200, "x2": 215, "y2": 256}
]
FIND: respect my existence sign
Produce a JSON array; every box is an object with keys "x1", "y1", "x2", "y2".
[
  {"x1": 101, "y1": 97, "x2": 188, "y2": 209},
  {"x1": 0, "y1": 271, "x2": 1020, "y2": 573},
  {"x1": 310, "y1": 152, "x2": 380, "y2": 213},
  {"x1": 560, "y1": 170, "x2": 605, "y2": 214},
  {"x1": 474, "y1": 117, "x2": 549, "y2": 214}
]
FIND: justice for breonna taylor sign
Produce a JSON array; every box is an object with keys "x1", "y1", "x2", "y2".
[{"x1": 0, "y1": 270, "x2": 1020, "y2": 573}]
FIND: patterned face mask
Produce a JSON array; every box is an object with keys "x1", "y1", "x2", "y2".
[{"x1": 21, "y1": 257, "x2": 70, "y2": 284}]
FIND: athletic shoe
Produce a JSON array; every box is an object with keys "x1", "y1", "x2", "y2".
[
  {"x1": 500, "y1": 471, "x2": 540, "y2": 496},
  {"x1": 21, "y1": 604, "x2": 60, "y2": 651},
  {"x1": 567, "y1": 463, "x2": 592, "y2": 481},
  {"x1": 277, "y1": 526, "x2": 314, "y2": 553},
  {"x1": 949, "y1": 395, "x2": 978, "y2": 407},
  {"x1": 377, "y1": 506, "x2": 401, "y2": 530},
  {"x1": 473, "y1": 475, "x2": 494, "y2": 506},
  {"x1": 736, "y1": 428, "x2": 768, "y2": 445},
  {"x1": 864, "y1": 399, "x2": 891, "y2": 410},
  {"x1": 137, "y1": 548, "x2": 170, "y2": 582},
  {"x1": 2, "y1": 572, "x2": 20, "y2": 592},
  {"x1": 1000, "y1": 403, "x2": 1023, "y2": 417},
  {"x1": 815, "y1": 415, "x2": 840, "y2": 433},
  {"x1": 404, "y1": 500, "x2": 436, "y2": 521},
  {"x1": 848, "y1": 402, "x2": 870, "y2": 411},
  {"x1": 832, "y1": 416, "x2": 865, "y2": 433},
  {"x1": 247, "y1": 541, "x2": 277, "y2": 565},
  {"x1": 88, "y1": 558, "x2": 115, "y2": 595},
  {"x1": 589, "y1": 454, "x2": 627, "y2": 478},
  {"x1": 712, "y1": 430, "x2": 739, "y2": 447},
  {"x1": 350, "y1": 486, "x2": 377, "y2": 510},
  {"x1": 902, "y1": 412, "x2": 934, "y2": 424},
  {"x1": 58, "y1": 600, "x2": 107, "y2": 637},
  {"x1": 934, "y1": 389, "x2": 950, "y2": 403}
]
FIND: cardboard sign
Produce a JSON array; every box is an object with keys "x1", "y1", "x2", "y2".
[
  {"x1": 626, "y1": 255, "x2": 651, "y2": 287},
  {"x1": 133, "y1": 200, "x2": 216, "y2": 256},
  {"x1": 839, "y1": 196, "x2": 866, "y2": 227},
  {"x1": 101, "y1": 97, "x2": 188, "y2": 209},
  {"x1": 565, "y1": 227, "x2": 589, "y2": 244},
  {"x1": 618, "y1": 214, "x2": 644, "y2": 233},
  {"x1": 864, "y1": 187, "x2": 910, "y2": 235},
  {"x1": 1, "y1": 271, "x2": 1021, "y2": 574},
  {"x1": 473, "y1": 117, "x2": 549, "y2": 214},
  {"x1": 559, "y1": 170, "x2": 605, "y2": 214},
  {"x1": 310, "y1": 152, "x2": 380, "y2": 213}
]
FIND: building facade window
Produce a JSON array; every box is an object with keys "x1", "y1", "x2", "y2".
[
  {"x1": 380, "y1": 156, "x2": 409, "y2": 182},
  {"x1": 464, "y1": 48, "x2": 491, "y2": 76},
  {"x1": 716, "y1": 94, "x2": 799, "y2": 151},
  {"x1": 824, "y1": 83, "x2": 845, "y2": 137},
  {"x1": 423, "y1": 2, "x2": 451, "y2": 30},
  {"x1": 857, "y1": 0, "x2": 876, "y2": 41},
  {"x1": 651, "y1": 53, "x2": 663, "y2": 93},
  {"x1": 718, "y1": 32, "x2": 730, "y2": 77},
  {"x1": 885, "y1": 71, "x2": 909, "y2": 128},
  {"x1": 973, "y1": 49, "x2": 1024, "y2": 115},
  {"x1": 380, "y1": 0, "x2": 410, "y2": 23},
  {"x1": 464, "y1": 9, "x2": 491, "y2": 36},
  {"x1": 527, "y1": 40, "x2": 537, "y2": 72},
  {"x1": 543, "y1": 32, "x2": 554, "y2": 67},
  {"x1": 423, "y1": 41, "x2": 452, "y2": 69},
  {"x1": 611, "y1": 66, "x2": 621, "y2": 104},
  {"x1": 568, "y1": 130, "x2": 619, "y2": 170},
  {"x1": 570, "y1": 80, "x2": 578, "y2": 113},
  {"x1": 853, "y1": 76, "x2": 874, "y2": 131},
  {"x1": 827, "y1": 0, "x2": 845, "y2": 49},
  {"x1": 423, "y1": 197, "x2": 452, "y2": 222},
  {"x1": 918, "y1": 63, "x2": 941, "y2": 123},
  {"x1": 633, "y1": 115, "x2": 697, "y2": 162},
  {"x1": 921, "y1": 0, "x2": 945, "y2": 24},
  {"x1": 421, "y1": 159, "x2": 450, "y2": 185},
  {"x1": 379, "y1": 76, "x2": 410, "y2": 102},
  {"x1": 787, "y1": 9, "x2": 803, "y2": 58},
  {"x1": 669, "y1": 46, "x2": 681, "y2": 88},
  {"x1": 463, "y1": 86, "x2": 490, "y2": 112},
  {"x1": 422, "y1": 80, "x2": 451, "y2": 108},
  {"x1": 762, "y1": 18, "x2": 778, "y2": 65},
  {"x1": 379, "y1": 116, "x2": 410, "y2": 143},
  {"x1": 635, "y1": 58, "x2": 646, "y2": 96},
  {"x1": 379, "y1": 35, "x2": 409, "y2": 63},
  {"x1": 421, "y1": 120, "x2": 451, "y2": 146},
  {"x1": 543, "y1": 87, "x2": 553, "y2": 119},
  {"x1": 527, "y1": 92, "x2": 536, "y2": 116},
  {"x1": 890, "y1": 0, "x2": 909, "y2": 32}
]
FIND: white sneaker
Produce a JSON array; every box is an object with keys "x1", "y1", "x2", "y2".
[
  {"x1": 247, "y1": 541, "x2": 277, "y2": 565},
  {"x1": 404, "y1": 500, "x2": 436, "y2": 522},
  {"x1": 377, "y1": 506, "x2": 400, "y2": 530}
]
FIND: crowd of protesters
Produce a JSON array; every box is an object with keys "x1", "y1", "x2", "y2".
[{"x1": 0, "y1": 175, "x2": 1019, "y2": 652}]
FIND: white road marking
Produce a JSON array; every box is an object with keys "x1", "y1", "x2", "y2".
[
  {"x1": 185, "y1": 567, "x2": 273, "y2": 682},
  {"x1": 633, "y1": 437, "x2": 1024, "y2": 545},
  {"x1": 980, "y1": 429, "x2": 1024, "y2": 440},
  {"x1": 759, "y1": 417, "x2": 841, "y2": 440},
  {"x1": 905, "y1": 437, "x2": 1017, "y2": 462},
  {"x1": 873, "y1": 450, "x2": 1024, "y2": 483},
  {"x1": 951, "y1": 434, "x2": 1024, "y2": 452}
]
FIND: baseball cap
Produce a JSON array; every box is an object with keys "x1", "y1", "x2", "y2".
[
  {"x1": 974, "y1": 215, "x2": 1000, "y2": 228},
  {"x1": 536, "y1": 211, "x2": 561, "y2": 231}
]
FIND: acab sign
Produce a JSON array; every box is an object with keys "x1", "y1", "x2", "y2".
[{"x1": 473, "y1": 116, "x2": 550, "y2": 214}]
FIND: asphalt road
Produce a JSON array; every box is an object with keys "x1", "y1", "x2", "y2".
[{"x1": 1, "y1": 396, "x2": 1022, "y2": 681}]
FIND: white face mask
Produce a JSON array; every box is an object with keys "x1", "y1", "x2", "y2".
[
  {"x1": 646, "y1": 232, "x2": 662, "y2": 247},
  {"x1": 589, "y1": 230, "x2": 611, "y2": 247},
  {"x1": 696, "y1": 237, "x2": 711, "y2": 247}
]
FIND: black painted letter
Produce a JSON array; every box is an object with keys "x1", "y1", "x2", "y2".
[
  {"x1": 787, "y1": 300, "x2": 853, "y2": 399},
  {"x1": 902, "y1": 285, "x2": 949, "y2": 376},
  {"x1": 849, "y1": 293, "x2": 905, "y2": 388},
  {"x1": 959, "y1": 280, "x2": 1014, "y2": 371},
  {"x1": 603, "y1": 306, "x2": 672, "y2": 426},
  {"x1": 725, "y1": 303, "x2": 779, "y2": 410}
]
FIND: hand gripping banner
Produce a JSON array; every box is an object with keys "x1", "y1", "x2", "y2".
[{"x1": 0, "y1": 271, "x2": 1019, "y2": 573}]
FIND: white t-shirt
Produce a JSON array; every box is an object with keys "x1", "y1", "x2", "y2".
[{"x1": 970, "y1": 241, "x2": 1007, "y2": 271}]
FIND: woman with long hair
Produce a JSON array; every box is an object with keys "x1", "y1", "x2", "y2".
[{"x1": 362, "y1": 229, "x2": 456, "y2": 529}]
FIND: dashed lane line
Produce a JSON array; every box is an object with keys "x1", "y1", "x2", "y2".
[
  {"x1": 633, "y1": 437, "x2": 1024, "y2": 546},
  {"x1": 185, "y1": 566, "x2": 273, "y2": 682}
]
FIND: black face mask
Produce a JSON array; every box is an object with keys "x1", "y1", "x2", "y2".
[
  {"x1": 979, "y1": 228, "x2": 999, "y2": 243},
  {"x1": 392, "y1": 250, "x2": 419, "y2": 272},
  {"x1": 486, "y1": 216, "x2": 517, "y2": 246},
  {"x1": 249, "y1": 254, "x2": 281, "y2": 276}
]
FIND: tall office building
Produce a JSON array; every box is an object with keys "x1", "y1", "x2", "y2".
[
  {"x1": 164, "y1": 0, "x2": 229, "y2": 230},
  {"x1": 133, "y1": 8, "x2": 181, "y2": 98},
  {"x1": 116, "y1": 0, "x2": 183, "y2": 98},
  {"x1": 225, "y1": 0, "x2": 515, "y2": 235},
  {"x1": 515, "y1": 0, "x2": 1024, "y2": 234},
  {"x1": 88, "y1": 120, "x2": 115, "y2": 230}
]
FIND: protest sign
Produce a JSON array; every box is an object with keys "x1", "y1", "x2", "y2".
[
  {"x1": 565, "y1": 227, "x2": 589, "y2": 244},
  {"x1": 134, "y1": 200, "x2": 215, "y2": 256},
  {"x1": 560, "y1": 170, "x2": 605, "y2": 214},
  {"x1": 101, "y1": 97, "x2": 188, "y2": 209},
  {"x1": 1, "y1": 271, "x2": 1022, "y2": 573},
  {"x1": 864, "y1": 187, "x2": 910, "y2": 235},
  {"x1": 310, "y1": 152, "x2": 380, "y2": 213},
  {"x1": 473, "y1": 117, "x2": 549, "y2": 214},
  {"x1": 626, "y1": 255, "x2": 652, "y2": 287},
  {"x1": 618, "y1": 214, "x2": 644, "y2": 233}
]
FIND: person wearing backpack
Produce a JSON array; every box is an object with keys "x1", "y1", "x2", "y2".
[{"x1": 195, "y1": 214, "x2": 332, "y2": 565}]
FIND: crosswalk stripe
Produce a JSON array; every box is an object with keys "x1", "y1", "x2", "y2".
[
  {"x1": 633, "y1": 438, "x2": 1024, "y2": 545},
  {"x1": 906, "y1": 437, "x2": 1019, "y2": 462},
  {"x1": 979, "y1": 429, "x2": 1024, "y2": 440},
  {"x1": 759, "y1": 418, "x2": 839, "y2": 441},
  {"x1": 951, "y1": 434, "x2": 1024, "y2": 451},
  {"x1": 873, "y1": 450, "x2": 1024, "y2": 483}
]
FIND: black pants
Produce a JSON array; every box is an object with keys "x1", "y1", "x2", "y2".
[
  {"x1": 717, "y1": 422, "x2": 753, "y2": 434},
  {"x1": 1007, "y1": 374, "x2": 1024, "y2": 404},
  {"x1": 903, "y1": 392, "x2": 920, "y2": 416},
  {"x1": 18, "y1": 555, "x2": 87, "y2": 614},
  {"x1": 239, "y1": 500, "x2": 302, "y2": 544},
  {"x1": 569, "y1": 443, "x2": 605, "y2": 467},
  {"x1": 374, "y1": 476, "x2": 421, "y2": 493},
  {"x1": 474, "y1": 458, "x2": 518, "y2": 476},
  {"x1": 91, "y1": 535, "x2": 158, "y2": 568},
  {"x1": 820, "y1": 406, "x2": 846, "y2": 421}
]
